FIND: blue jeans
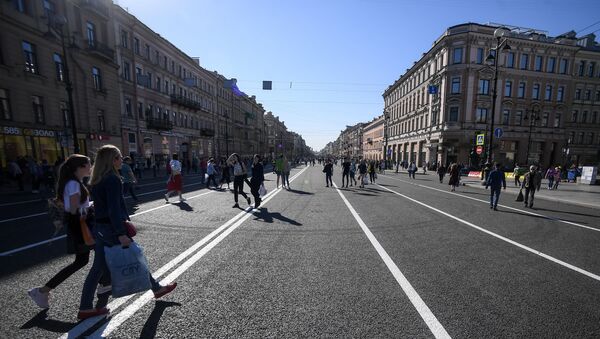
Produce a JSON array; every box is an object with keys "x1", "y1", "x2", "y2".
[
  {"x1": 490, "y1": 188, "x2": 501, "y2": 208},
  {"x1": 79, "y1": 223, "x2": 161, "y2": 310}
]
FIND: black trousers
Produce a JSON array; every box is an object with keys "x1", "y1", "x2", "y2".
[
  {"x1": 250, "y1": 178, "x2": 262, "y2": 202},
  {"x1": 233, "y1": 176, "x2": 249, "y2": 203}
]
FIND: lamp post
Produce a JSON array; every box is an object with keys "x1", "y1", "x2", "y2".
[
  {"x1": 383, "y1": 110, "x2": 390, "y2": 167},
  {"x1": 524, "y1": 108, "x2": 541, "y2": 165},
  {"x1": 55, "y1": 16, "x2": 80, "y2": 154},
  {"x1": 485, "y1": 27, "x2": 511, "y2": 164}
]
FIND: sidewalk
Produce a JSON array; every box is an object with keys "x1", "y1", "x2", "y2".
[{"x1": 383, "y1": 168, "x2": 600, "y2": 209}]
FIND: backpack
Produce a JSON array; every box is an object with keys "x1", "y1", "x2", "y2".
[
  {"x1": 233, "y1": 163, "x2": 243, "y2": 176},
  {"x1": 48, "y1": 197, "x2": 66, "y2": 233}
]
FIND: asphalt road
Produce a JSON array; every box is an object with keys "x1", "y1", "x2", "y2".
[{"x1": 1, "y1": 165, "x2": 599, "y2": 338}]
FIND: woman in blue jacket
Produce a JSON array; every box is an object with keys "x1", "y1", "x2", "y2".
[{"x1": 77, "y1": 145, "x2": 176, "y2": 320}]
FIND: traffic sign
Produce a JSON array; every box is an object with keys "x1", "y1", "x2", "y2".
[
  {"x1": 494, "y1": 127, "x2": 503, "y2": 138},
  {"x1": 476, "y1": 145, "x2": 484, "y2": 155},
  {"x1": 476, "y1": 133, "x2": 485, "y2": 146}
]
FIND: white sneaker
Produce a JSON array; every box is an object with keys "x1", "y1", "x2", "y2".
[
  {"x1": 164, "y1": 194, "x2": 169, "y2": 203},
  {"x1": 28, "y1": 288, "x2": 49, "y2": 309}
]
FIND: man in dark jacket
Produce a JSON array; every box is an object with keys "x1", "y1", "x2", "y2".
[
  {"x1": 485, "y1": 163, "x2": 506, "y2": 211},
  {"x1": 521, "y1": 165, "x2": 542, "y2": 208}
]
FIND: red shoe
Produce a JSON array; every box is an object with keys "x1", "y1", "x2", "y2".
[
  {"x1": 154, "y1": 282, "x2": 177, "y2": 299},
  {"x1": 77, "y1": 307, "x2": 109, "y2": 320}
]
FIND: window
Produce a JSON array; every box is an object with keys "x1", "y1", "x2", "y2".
[
  {"x1": 572, "y1": 110, "x2": 578, "y2": 122},
  {"x1": 506, "y1": 52, "x2": 515, "y2": 68},
  {"x1": 476, "y1": 48, "x2": 484, "y2": 64},
  {"x1": 554, "y1": 113, "x2": 561, "y2": 128},
  {"x1": 585, "y1": 90, "x2": 591, "y2": 100},
  {"x1": 542, "y1": 112, "x2": 549, "y2": 127},
  {"x1": 575, "y1": 89, "x2": 581, "y2": 100},
  {"x1": 60, "y1": 101, "x2": 69, "y2": 127},
  {"x1": 137, "y1": 101, "x2": 143, "y2": 118},
  {"x1": 515, "y1": 110, "x2": 523, "y2": 126},
  {"x1": 53, "y1": 53, "x2": 64, "y2": 81},
  {"x1": 478, "y1": 79, "x2": 490, "y2": 95},
  {"x1": 476, "y1": 108, "x2": 488, "y2": 123},
  {"x1": 165, "y1": 80, "x2": 169, "y2": 94},
  {"x1": 86, "y1": 22, "x2": 96, "y2": 47},
  {"x1": 125, "y1": 98, "x2": 132, "y2": 117},
  {"x1": 145, "y1": 44, "x2": 150, "y2": 58},
  {"x1": 22, "y1": 41, "x2": 38, "y2": 74},
  {"x1": 504, "y1": 80, "x2": 512, "y2": 97},
  {"x1": 171, "y1": 60, "x2": 175, "y2": 73},
  {"x1": 534, "y1": 56, "x2": 543, "y2": 71},
  {"x1": 502, "y1": 109, "x2": 510, "y2": 125},
  {"x1": 14, "y1": 0, "x2": 27, "y2": 13},
  {"x1": 163, "y1": 56, "x2": 167, "y2": 68},
  {"x1": 532, "y1": 84, "x2": 540, "y2": 100},
  {"x1": 545, "y1": 85, "x2": 552, "y2": 101},
  {"x1": 146, "y1": 104, "x2": 152, "y2": 119},
  {"x1": 146, "y1": 72, "x2": 152, "y2": 88},
  {"x1": 592, "y1": 111, "x2": 598, "y2": 124},
  {"x1": 582, "y1": 111, "x2": 588, "y2": 123},
  {"x1": 578, "y1": 132, "x2": 584, "y2": 144},
  {"x1": 559, "y1": 59, "x2": 568, "y2": 74},
  {"x1": 0, "y1": 89, "x2": 12, "y2": 120},
  {"x1": 453, "y1": 47, "x2": 463, "y2": 64},
  {"x1": 547, "y1": 57, "x2": 556, "y2": 73},
  {"x1": 128, "y1": 132, "x2": 136, "y2": 144},
  {"x1": 449, "y1": 107, "x2": 459, "y2": 122},
  {"x1": 122, "y1": 61, "x2": 130, "y2": 81},
  {"x1": 92, "y1": 67, "x2": 102, "y2": 90},
  {"x1": 134, "y1": 38, "x2": 140, "y2": 54},
  {"x1": 557, "y1": 86, "x2": 564, "y2": 102},
  {"x1": 451, "y1": 77, "x2": 460, "y2": 94},
  {"x1": 520, "y1": 53, "x2": 529, "y2": 70},
  {"x1": 97, "y1": 110, "x2": 105, "y2": 131},
  {"x1": 578, "y1": 60, "x2": 585, "y2": 76},
  {"x1": 121, "y1": 30, "x2": 128, "y2": 48},
  {"x1": 596, "y1": 91, "x2": 600, "y2": 101},
  {"x1": 518, "y1": 82, "x2": 526, "y2": 98},
  {"x1": 588, "y1": 133, "x2": 595, "y2": 144},
  {"x1": 156, "y1": 77, "x2": 160, "y2": 91},
  {"x1": 32, "y1": 95, "x2": 44, "y2": 123}
]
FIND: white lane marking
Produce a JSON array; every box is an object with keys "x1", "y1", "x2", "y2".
[
  {"x1": 332, "y1": 182, "x2": 451, "y2": 339},
  {"x1": 60, "y1": 167, "x2": 308, "y2": 339},
  {"x1": 376, "y1": 183, "x2": 600, "y2": 283},
  {"x1": 380, "y1": 174, "x2": 600, "y2": 232}
]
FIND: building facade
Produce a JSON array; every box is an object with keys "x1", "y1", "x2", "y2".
[
  {"x1": 383, "y1": 23, "x2": 600, "y2": 170},
  {"x1": 362, "y1": 116, "x2": 384, "y2": 161}
]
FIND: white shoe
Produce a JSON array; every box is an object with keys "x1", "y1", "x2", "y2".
[
  {"x1": 164, "y1": 194, "x2": 169, "y2": 202},
  {"x1": 28, "y1": 288, "x2": 49, "y2": 309}
]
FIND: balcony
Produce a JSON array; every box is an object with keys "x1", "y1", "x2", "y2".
[
  {"x1": 200, "y1": 128, "x2": 215, "y2": 137},
  {"x1": 84, "y1": 40, "x2": 114, "y2": 61},
  {"x1": 78, "y1": 0, "x2": 109, "y2": 18},
  {"x1": 170, "y1": 95, "x2": 202, "y2": 111},
  {"x1": 146, "y1": 117, "x2": 173, "y2": 131}
]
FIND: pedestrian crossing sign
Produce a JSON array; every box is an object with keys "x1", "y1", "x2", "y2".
[{"x1": 476, "y1": 134, "x2": 485, "y2": 146}]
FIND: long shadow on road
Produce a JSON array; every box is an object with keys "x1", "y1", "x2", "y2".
[
  {"x1": 252, "y1": 208, "x2": 302, "y2": 226},
  {"x1": 20, "y1": 309, "x2": 77, "y2": 333},
  {"x1": 139, "y1": 301, "x2": 182, "y2": 339}
]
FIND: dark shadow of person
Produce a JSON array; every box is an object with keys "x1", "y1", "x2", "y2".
[
  {"x1": 287, "y1": 189, "x2": 314, "y2": 195},
  {"x1": 20, "y1": 309, "x2": 78, "y2": 333},
  {"x1": 139, "y1": 301, "x2": 182, "y2": 339},
  {"x1": 253, "y1": 208, "x2": 302, "y2": 226},
  {"x1": 173, "y1": 201, "x2": 193, "y2": 211}
]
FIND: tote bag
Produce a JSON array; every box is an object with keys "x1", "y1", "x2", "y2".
[
  {"x1": 104, "y1": 242, "x2": 152, "y2": 297},
  {"x1": 259, "y1": 183, "x2": 267, "y2": 197}
]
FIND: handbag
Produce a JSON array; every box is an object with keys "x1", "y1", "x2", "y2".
[
  {"x1": 124, "y1": 221, "x2": 137, "y2": 237},
  {"x1": 104, "y1": 242, "x2": 152, "y2": 297},
  {"x1": 516, "y1": 189, "x2": 524, "y2": 202},
  {"x1": 80, "y1": 216, "x2": 95, "y2": 246},
  {"x1": 259, "y1": 183, "x2": 267, "y2": 197}
]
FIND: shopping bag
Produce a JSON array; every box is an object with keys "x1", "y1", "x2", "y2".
[
  {"x1": 80, "y1": 217, "x2": 95, "y2": 246},
  {"x1": 104, "y1": 242, "x2": 152, "y2": 297},
  {"x1": 362, "y1": 176, "x2": 369, "y2": 185},
  {"x1": 515, "y1": 189, "x2": 524, "y2": 202},
  {"x1": 259, "y1": 183, "x2": 267, "y2": 197}
]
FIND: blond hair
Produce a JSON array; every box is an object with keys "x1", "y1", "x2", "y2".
[{"x1": 90, "y1": 144, "x2": 121, "y2": 186}]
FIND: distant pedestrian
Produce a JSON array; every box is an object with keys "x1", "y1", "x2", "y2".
[
  {"x1": 341, "y1": 158, "x2": 351, "y2": 187},
  {"x1": 552, "y1": 166, "x2": 561, "y2": 190},
  {"x1": 206, "y1": 158, "x2": 219, "y2": 189},
  {"x1": 120, "y1": 156, "x2": 138, "y2": 202},
  {"x1": 485, "y1": 163, "x2": 506, "y2": 211},
  {"x1": 513, "y1": 165, "x2": 521, "y2": 187},
  {"x1": 437, "y1": 164, "x2": 446, "y2": 183},
  {"x1": 368, "y1": 161, "x2": 376, "y2": 183},
  {"x1": 164, "y1": 154, "x2": 185, "y2": 203},
  {"x1": 282, "y1": 156, "x2": 291, "y2": 189},
  {"x1": 521, "y1": 165, "x2": 542, "y2": 208},
  {"x1": 448, "y1": 163, "x2": 460, "y2": 191},
  {"x1": 228, "y1": 153, "x2": 252, "y2": 208},
  {"x1": 250, "y1": 154, "x2": 265, "y2": 208},
  {"x1": 349, "y1": 159, "x2": 357, "y2": 186},
  {"x1": 358, "y1": 160, "x2": 367, "y2": 188},
  {"x1": 275, "y1": 155, "x2": 284, "y2": 189},
  {"x1": 408, "y1": 161, "x2": 417, "y2": 179},
  {"x1": 323, "y1": 159, "x2": 333, "y2": 187},
  {"x1": 545, "y1": 167, "x2": 556, "y2": 190},
  {"x1": 219, "y1": 158, "x2": 231, "y2": 190}
]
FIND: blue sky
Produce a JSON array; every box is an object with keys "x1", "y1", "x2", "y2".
[{"x1": 115, "y1": 0, "x2": 600, "y2": 151}]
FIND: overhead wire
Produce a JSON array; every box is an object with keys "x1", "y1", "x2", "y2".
[{"x1": 576, "y1": 20, "x2": 600, "y2": 34}]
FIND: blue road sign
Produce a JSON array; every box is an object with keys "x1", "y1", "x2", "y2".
[
  {"x1": 428, "y1": 85, "x2": 438, "y2": 94},
  {"x1": 494, "y1": 127, "x2": 503, "y2": 138}
]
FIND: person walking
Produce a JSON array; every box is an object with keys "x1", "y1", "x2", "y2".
[
  {"x1": 437, "y1": 164, "x2": 446, "y2": 183},
  {"x1": 323, "y1": 159, "x2": 333, "y2": 187},
  {"x1": 28, "y1": 155, "x2": 110, "y2": 310},
  {"x1": 341, "y1": 158, "x2": 351, "y2": 188},
  {"x1": 358, "y1": 159, "x2": 367, "y2": 188},
  {"x1": 368, "y1": 161, "x2": 376, "y2": 183},
  {"x1": 275, "y1": 154, "x2": 284, "y2": 189},
  {"x1": 78, "y1": 145, "x2": 176, "y2": 320},
  {"x1": 219, "y1": 158, "x2": 231, "y2": 190},
  {"x1": 552, "y1": 166, "x2": 561, "y2": 190},
  {"x1": 120, "y1": 156, "x2": 138, "y2": 202},
  {"x1": 349, "y1": 159, "x2": 357, "y2": 187},
  {"x1": 513, "y1": 165, "x2": 522, "y2": 187},
  {"x1": 228, "y1": 153, "x2": 252, "y2": 208},
  {"x1": 164, "y1": 154, "x2": 185, "y2": 203},
  {"x1": 250, "y1": 154, "x2": 265, "y2": 208},
  {"x1": 408, "y1": 161, "x2": 417, "y2": 179},
  {"x1": 206, "y1": 158, "x2": 219, "y2": 189},
  {"x1": 485, "y1": 163, "x2": 506, "y2": 211},
  {"x1": 521, "y1": 165, "x2": 542, "y2": 208},
  {"x1": 282, "y1": 155, "x2": 291, "y2": 189},
  {"x1": 545, "y1": 166, "x2": 556, "y2": 190},
  {"x1": 448, "y1": 163, "x2": 460, "y2": 191}
]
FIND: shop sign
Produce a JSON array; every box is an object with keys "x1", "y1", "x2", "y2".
[
  {"x1": 23, "y1": 128, "x2": 56, "y2": 137},
  {"x1": 1, "y1": 126, "x2": 22, "y2": 135}
]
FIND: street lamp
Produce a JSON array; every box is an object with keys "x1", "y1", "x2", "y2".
[
  {"x1": 485, "y1": 27, "x2": 512, "y2": 164},
  {"x1": 54, "y1": 15, "x2": 80, "y2": 154},
  {"x1": 383, "y1": 110, "x2": 390, "y2": 167},
  {"x1": 524, "y1": 107, "x2": 541, "y2": 165}
]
